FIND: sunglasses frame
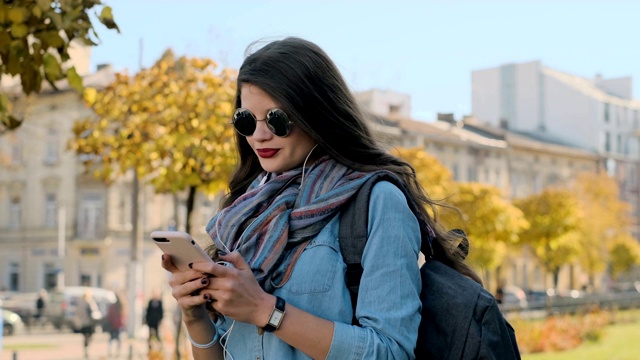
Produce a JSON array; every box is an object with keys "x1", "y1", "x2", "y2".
[{"x1": 231, "y1": 108, "x2": 293, "y2": 137}]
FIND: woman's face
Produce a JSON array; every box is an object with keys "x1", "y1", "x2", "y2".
[{"x1": 239, "y1": 84, "x2": 317, "y2": 173}]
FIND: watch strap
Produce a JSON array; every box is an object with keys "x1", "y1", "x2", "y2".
[{"x1": 262, "y1": 296, "x2": 286, "y2": 333}]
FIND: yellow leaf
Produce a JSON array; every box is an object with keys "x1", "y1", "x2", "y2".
[
  {"x1": 7, "y1": 7, "x2": 27, "y2": 24},
  {"x1": 99, "y1": 6, "x2": 120, "y2": 32},
  {"x1": 37, "y1": 0, "x2": 52, "y2": 12},
  {"x1": 67, "y1": 66, "x2": 83, "y2": 92},
  {"x1": 38, "y1": 31, "x2": 65, "y2": 48},
  {"x1": 43, "y1": 53, "x2": 63, "y2": 81},
  {"x1": 83, "y1": 87, "x2": 98, "y2": 105},
  {"x1": 32, "y1": 6, "x2": 42, "y2": 18},
  {"x1": 10, "y1": 23, "x2": 29, "y2": 38}
]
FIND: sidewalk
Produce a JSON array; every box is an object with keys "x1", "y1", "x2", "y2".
[{"x1": 1, "y1": 331, "x2": 177, "y2": 360}]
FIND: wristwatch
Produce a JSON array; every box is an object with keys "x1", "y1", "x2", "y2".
[{"x1": 262, "y1": 296, "x2": 286, "y2": 333}]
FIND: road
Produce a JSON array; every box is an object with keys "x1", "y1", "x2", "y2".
[{"x1": 1, "y1": 325, "x2": 177, "y2": 360}]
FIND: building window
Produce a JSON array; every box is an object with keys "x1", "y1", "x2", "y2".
[
  {"x1": 44, "y1": 263, "x2": 57, "y2": 290},
  {"x1": 9, "y1": 262, "x2": 19, "y2": 291},
  {"x1": 9, "y1": 196, "x2": 22, "y2": 229},
  {"x1": 547, "y1": 174, "x2": 560, "y2": 186},
  {"x1": 511, "y1": 173, "x2": 519, "y2": 198},
  {"x1": 80, "y1": 274, "x2": 92, "y2": 286},
  {"x1": 604, "y1": 132, "x2": 611, "y2": 152},
  {"x1": 44, "y1": 128, "x2": 59, "y2": 165},
  {"x1": 534, "y1": 174, "x2": 542, "y2": 193},
  {"x1": 77, "y1": 192, "x2": 104, "y2": 239},
  {"x1": 604, "y1": 103, "x2": 610, "y2": 123},
  {"x1": 467, "y1": 166, "x2": 477, "y2": 182},
  {"x1": 45, "y1": 193, "x2": 57, "y2": 228},
  {"x1": 616, "y1": 134, "x2": 622, "y2": 154},
  {"x1": 606, "y1": 158, "x2": 617, "y2": 177},
  {"x1": 452, "y1": 164, "x2": 460, "y2": 181}
]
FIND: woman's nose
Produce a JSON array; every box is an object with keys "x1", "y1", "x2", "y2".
[{"x1": 251, "y1": 119, "x2": 273, "y2": 141}]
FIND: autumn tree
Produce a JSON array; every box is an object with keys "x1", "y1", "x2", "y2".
[
  {"x1": 0, "y1": 0, "x2": 118, "y2": 133},
  {"x1": 392, "y1": 147, "x2": 527, "y2": 283},
  {"x1": 571, "y1": 172, "x2": 634, "y2": 286},
  {"x1": 514, "y1": 188, "x2": 582, "y2": 288},
  {"x1": 608, "y1": 233, "x2": 640, "y2": 280},
  {"x1": 70, "y1": 49, "x2": 237, "y2": 231},
  {"x1": 390, "y1": 146, "x2": 454, "y2": 199},
  {"x1": 439, "y1": 182, "x2": 528, "y2": 282},
  {"x1": 69, "y1": 49, "x2": 237, "y2": 359}
]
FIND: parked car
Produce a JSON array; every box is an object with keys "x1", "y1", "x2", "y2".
[
  {"x1": 2, "y1": 309, "x2": 25, "y2": 336},
  {"x1": 500, "y1": 285, "x2": 528, "y2": 310},
  {"x1": 47, "y1": 286, "x2": 117, "y2": 332},
  {"x1": 0, "y1": 291, "x2": 39, "y2": 326},
  {"x1": 611, "y1": 281, "x2": 640, "y2": 294},
  {"x1": 525, "y1": 288, "x2": 554, "y2": 309}
]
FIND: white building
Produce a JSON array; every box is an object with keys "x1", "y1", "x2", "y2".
[
  {"x1": 354, "y1": 89, "x2": 412, "y2": 118},
  {"x1": 472, "y1": 61, "x2": 640, "y2": 156},
  {"x1": 472, "y1": 61, "x2": 640, "y2": 235}
]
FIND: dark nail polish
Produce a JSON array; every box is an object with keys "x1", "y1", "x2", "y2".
[
  {"x1": 161, "y1": 254, "x2": 165, "y2": 261},
  {"x1": 188, "y1": 262, "x2": 193, "y2": 269},
  {"x1": 203, "y1": 293, "x2": 210, "y2": 300},
  {"x1": 218, "y1": 250, "x2": 228, "y2": 257},
  {"x1": 201, "y1": 277, "x2": 208, "y2": 285}
]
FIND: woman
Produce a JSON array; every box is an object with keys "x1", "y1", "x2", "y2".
[
  {"x1": 106, "y1": 293, "x2": 125, "y2": 357},
  {"x1": 74, "y1": 290, "x2": 100, "y2": 358},
  {"x1": 162, "y1": 37, "x2": 476, "y2": 360}
]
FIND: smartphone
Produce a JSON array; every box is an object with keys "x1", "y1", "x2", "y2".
[{"x1": 151, "y1": 230, "x2": 214, "y2": 271}]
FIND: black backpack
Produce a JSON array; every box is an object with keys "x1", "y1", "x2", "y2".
[{"x1": 339, "y1": 174, "x2": 521, "y2": 359}]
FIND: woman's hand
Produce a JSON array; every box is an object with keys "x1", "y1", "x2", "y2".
[
  {"x1": 191, "y1": 252, "x2": 275, "y2": 327},
  {"x1": 161, "y1": 255, "x2": 212, "y2": 324}
]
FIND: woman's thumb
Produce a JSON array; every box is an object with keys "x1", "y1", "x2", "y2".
[{"x1": 220, "y1": 251, "x2": 249, "y2": 270}]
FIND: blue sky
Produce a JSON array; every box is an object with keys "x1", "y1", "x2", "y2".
[{"x1": 91, "y1": 0, "x2": 640, "y2": 122}]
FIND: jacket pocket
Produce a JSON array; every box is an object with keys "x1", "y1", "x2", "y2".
[{"x1": 277, "y1": 236, "x2": 340, "y2": 295}]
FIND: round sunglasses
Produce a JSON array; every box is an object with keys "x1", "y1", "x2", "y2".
[{"x1": 232, "y1": 108, "x2": 292, "y2": 137}]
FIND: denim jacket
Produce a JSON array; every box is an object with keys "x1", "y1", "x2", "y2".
[{"x1": 215, "y1": 181, "x2": 422, "y2": 359}]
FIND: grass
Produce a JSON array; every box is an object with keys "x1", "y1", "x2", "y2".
[
  {"x1": 2, "y1": 343, "x2": 57, "y2": 350},
  {"x1": 522, "y1": 320, "x2": 640, "y2": 360}
]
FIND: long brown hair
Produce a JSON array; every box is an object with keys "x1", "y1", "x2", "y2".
[{"x1": 222, "y1": 37, "x2": 481, "y2": 284}]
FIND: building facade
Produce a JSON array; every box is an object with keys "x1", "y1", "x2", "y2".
[
  {"x1": 358, "y1": 89, "x2": 602, "y2": 292},
  {"x1": 0, "y1": 67, "x2": 180, "y2": 299},
  {"x1": 472, "y1": 61, "x2": 640, "y2": 235}
]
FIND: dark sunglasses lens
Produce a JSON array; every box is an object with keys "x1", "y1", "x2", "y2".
[
  {"x1": 267, "y1": 110, "x2": 290, "y2": 137},
  {"x1": 233, "y1": 110, "x2": 256, "y2": 136}
]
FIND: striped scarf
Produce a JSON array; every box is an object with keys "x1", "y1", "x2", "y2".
[{"x1": 206, "y1": 156, "x2": 390, "y2": 291}]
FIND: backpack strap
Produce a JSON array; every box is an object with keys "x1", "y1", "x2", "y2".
[
  {"x1": 338, "y1": 173, "x2": 464, "y2": 324},
  {"x1": 338, "y1": 175, "x2": 381, "y2": 325}
]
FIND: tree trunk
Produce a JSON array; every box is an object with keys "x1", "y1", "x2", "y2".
[{"x1": 185, "y1": 186, "x2": 196, "y2": 234}]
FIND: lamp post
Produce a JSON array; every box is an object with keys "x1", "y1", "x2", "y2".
[
  {"x1": 631, "y1": 129, "x2": 640, "y2": 241},
  {"x1": 57, "y1": 204, "x2": 66, "y2": 289},
  {"x1": 127, "y1": 170, "x2": 143, "y2": 341}
]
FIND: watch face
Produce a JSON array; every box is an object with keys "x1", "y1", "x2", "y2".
[{"x1": 269, "y1": 309, "x2": 285, "y2": 326}]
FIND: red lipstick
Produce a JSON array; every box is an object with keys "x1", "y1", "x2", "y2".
[{"x1": 257, "y1": 149, "x2": 279, "y2": 158}]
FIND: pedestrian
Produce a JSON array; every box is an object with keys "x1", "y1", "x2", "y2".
[
  {"x1": 106, "y1": 293, "x2": 125, "y2": 358},
  {"x1": 34, "y1": 289, "x2": 47, "y2": 327},
  {"x1": 496, "y1": 280, "x2": 506, "y2": 304},
  {"x1": 74, "y1": 290, "x2": 101, "y2": 359},
  {"x1": 144, "y1": 290, "x2": 164, "y2": 349},
  {"x1": 161, "y1": 37, "x2": 479, "y2": 359}
]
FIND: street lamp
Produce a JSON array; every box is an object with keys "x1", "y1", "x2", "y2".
[{"x1": 57, "y1": 204, "x2": 66, "y2": 289}]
